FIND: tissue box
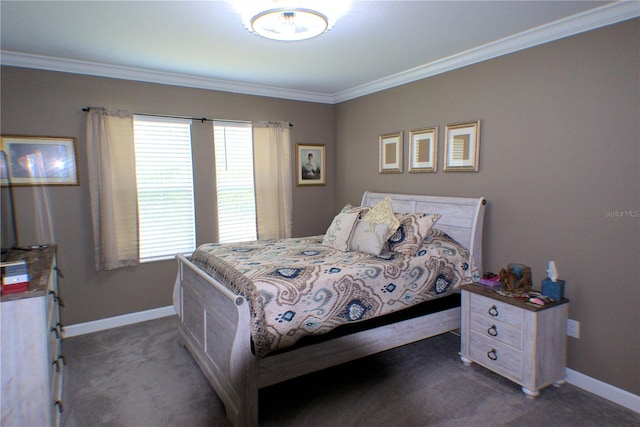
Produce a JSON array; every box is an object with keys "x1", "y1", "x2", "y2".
[{"x1": 541, "y1": 278, "x2": 565, "y2": 301}]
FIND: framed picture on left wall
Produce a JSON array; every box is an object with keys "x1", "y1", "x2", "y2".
[
  {"x1": 1, "y1": 135, "x2": 79, "y2": 186},
  {"x1": 296, "y1": 143, "x2": 326, "y2": 186}
]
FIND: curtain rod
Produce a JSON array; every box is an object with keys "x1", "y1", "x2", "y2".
[{"x1": 82, "y1": 108, "x2": 293, "y2": 126}]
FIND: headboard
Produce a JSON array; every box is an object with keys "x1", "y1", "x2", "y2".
[{"x1": 361, "y1": 191, "x2": 487, "y2": 273}]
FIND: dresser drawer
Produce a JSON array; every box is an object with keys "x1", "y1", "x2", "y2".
[
  {"x1": 469, "y1": 331, "x2": 523, "y2": 381},
  {"x1": 470, "y1": 311, "x2": 523, "y2": 349},
  {"x1": 470, "y1": 293, "x2": 523, "y2": 328}
]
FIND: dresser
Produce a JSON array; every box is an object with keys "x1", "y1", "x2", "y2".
[
  {"x1": 459, "y1": 283, "x2": 568, "y2": 398},
  {"x1": 1, "y1": 246, "x2": 64, "y2": 426}
]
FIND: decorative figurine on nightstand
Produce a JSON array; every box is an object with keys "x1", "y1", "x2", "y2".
[
  {"x1": 498, "y1": 263, "x2": 532, "y2": 295},
  {"x1": 542, "y1": 260, "x2": 565, "y2": 301}
]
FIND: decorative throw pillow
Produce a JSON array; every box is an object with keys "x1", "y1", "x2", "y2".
[
  {"x1": 348, "y1": 220, "x2": 390, "y2": 256},
  {"x1": 362, "y1": 197, "x2": 400, "y2": 240},
  {"x1": 388, "y1": 213, "x2": 441, "y2": 256},
  {"x1": 322, "y1": 211, "x2": 359, "y2": 251},
  {"x1": 340, "y1": 204, "x2": 371, "y2": 219}
]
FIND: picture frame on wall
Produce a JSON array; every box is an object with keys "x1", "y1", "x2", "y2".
[
  {"x1": 379, "y1": 131, "x2": 403, "y2": 173},
  {"x1": 296, "y1": 143, "x2": 326, "y2": 186},
  {"x1": 408, "y1": 127, "x2": 438, "y2": 173},
  {"x1": 0, "y1": 150, "x2": 8, "y2": 187},
  {"x1": 1, "y1": 135, "x2": 79, "y2": 186},
  {"x1": 443, "y1": 120, "x2": 481, "y2": 172}
]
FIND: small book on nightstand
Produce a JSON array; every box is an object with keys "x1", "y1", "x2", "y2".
[{"x1": 478, "y1": 272, "x2": 501, "y2": 288}]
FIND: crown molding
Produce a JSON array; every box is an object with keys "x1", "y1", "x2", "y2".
[
  {"x1": 333, "y1": 1, "x2": 639, "y2": 103},
  {"x1": 2, "y1": 2, "x2": 637, "y2": 105},
  {"x1": 0, "y1": 51, "x2": 336, "y2": 104}
]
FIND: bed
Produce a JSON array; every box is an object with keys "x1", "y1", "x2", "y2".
[{"x1": 173, "y1": 191, "x2": 486, "y2": 426}]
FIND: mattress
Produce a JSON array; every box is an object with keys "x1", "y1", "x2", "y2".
[{"x1": 190, "y1": 229, "x2": 476, "y2": 357}]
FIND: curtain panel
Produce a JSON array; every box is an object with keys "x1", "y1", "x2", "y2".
[
  {"x1": 252, "y1": 121, "x2": 293, "y2": 240},
  {"x1": 85, "y1": 108, "x2": 139, "y2": 271}
]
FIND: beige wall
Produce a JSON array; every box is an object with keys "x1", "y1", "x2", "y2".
[
  {"x1": 1, "y1": 18, "x2": 638, "y2": 396},
  {"x1": 0, "y1": 68, "x2": 336, "y2": 326},
  {"x1": 335, "y1": 19, "x2": 639, "y2": 395}
]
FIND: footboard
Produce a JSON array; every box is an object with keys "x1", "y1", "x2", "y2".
[{"x1": 174, "y1": 254, "x2": 257, "y2": 426}]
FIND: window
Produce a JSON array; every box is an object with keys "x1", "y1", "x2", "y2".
[
  {"x1": 213, "y1": 121, "x2": 257, "y2": 243},
  {"x1": 133, "y1": 115, "x2": 196, "y2": 262}
]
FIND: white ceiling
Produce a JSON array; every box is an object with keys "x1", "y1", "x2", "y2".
[{"x1": 1, "y1": 1, "x2": 637, "y2": 103}]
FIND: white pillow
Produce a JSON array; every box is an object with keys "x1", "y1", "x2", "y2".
[
  {"x1": 322, "y1": 212, "x2": 359, "y2": 251},
  {"x1": 341, "y1": 204, "x2": 370, "y2": 219},
  {"x1": 348, "y1": 220, "x2": 390, "y2": 256}
]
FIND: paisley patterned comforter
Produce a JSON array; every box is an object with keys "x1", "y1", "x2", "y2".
[{"x1": 190, "y1": 229, "x2": 476, "y2": 358}]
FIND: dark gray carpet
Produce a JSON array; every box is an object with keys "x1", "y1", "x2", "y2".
[{"x1": 62, "y1": 316, "x2": 639, "y2": 427}]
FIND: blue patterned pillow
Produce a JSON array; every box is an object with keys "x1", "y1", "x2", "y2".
[{"x1": 388, "y1": 213, "x2": 441, "y2": 256}]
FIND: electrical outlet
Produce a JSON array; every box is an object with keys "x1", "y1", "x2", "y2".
[{"x1": 567, "y1": 319, "x2": 580, "y2": 338}]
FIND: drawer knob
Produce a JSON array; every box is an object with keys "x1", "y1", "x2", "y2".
[
  {"x1": 487, "y1": 325, "x2": 498, "y2": 336},
  {"x1": 488, "y1": 305, "x2": 499, "y2": 317},
  {"x1": 52, "y1": 355, "x2": 66, "y2": 372},
  {"x1": 487, "y1": 349, "x2": 498, "y2": 361},
  {"x1": 48, "y1": 290, "x2": 66, "y2": 308},
  {"x1": 50, "y1": 327, "x2": 60, "y2": 339}
]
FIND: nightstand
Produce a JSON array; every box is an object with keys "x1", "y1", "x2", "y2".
[{"x1": 459, "y1": 283, "x2": 569, "y2": 398}]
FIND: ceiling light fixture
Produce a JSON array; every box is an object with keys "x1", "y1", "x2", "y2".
[
  {"x1": 251, "y1": 8, "x2": 328, "y2": 41},
  {"x1": 236, "y1": 1, "x2": 351, "y2": 42}
]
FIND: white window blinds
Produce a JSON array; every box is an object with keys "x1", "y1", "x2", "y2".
[
  {"x1": 133, "y1": 115, "x2": 196, "y2": 261},
  {"x1": 213, "y1": 121, "x2": 257, "y2": 243}
]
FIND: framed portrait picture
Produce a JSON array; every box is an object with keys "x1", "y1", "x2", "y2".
[
  {"x1": 379, "y1": 131, "x2": 403, "y2": 173},
  {"x1": 408, "y1": 127, "x2": 438, "y2": 173},
  {"x1": 1, "y1": 135, "x2": 79, "y2": 186},
  {"x1": 444, "y1": 120, "x2": 481, "y2": 172},
  {"x1": 296, "y1": 143, "x2": 326, "y2": 186}
]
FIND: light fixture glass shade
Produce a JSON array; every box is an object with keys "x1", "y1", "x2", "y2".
[
  {"x1": 234, "y1": 1, "x2": 351, "y2": 42},
  {"x1": 250, "y1": 8, "x2": 329, "y2": 41}
]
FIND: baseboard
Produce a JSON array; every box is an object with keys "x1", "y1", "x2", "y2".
[
  {"x1": 63, "y1": 307, "x2": 639, "y2": 414},
  {"x1": 63, "y1": 305, "x2": 176, "y2": 338},
  {"x1": 566, "y1": 368, "x2": 640, "y2": 413}
]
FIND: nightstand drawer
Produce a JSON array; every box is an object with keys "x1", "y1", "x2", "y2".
[
  {"x1": 470, "y1": 311, "x2": 523, "y2": 349},
  {"x1": 469, "y1": 331, "x2": 523, "y2": 381},
  {"x1": 470, "y1": 293, "x2": 523, "y2": 328}
]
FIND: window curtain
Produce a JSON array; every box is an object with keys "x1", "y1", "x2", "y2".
[
  {"x1": 252, "y1": 121, "x2": 292, "y2": 240},
  {"x1": 85, "y1": 107, "x2": 139, "y2": 271}
]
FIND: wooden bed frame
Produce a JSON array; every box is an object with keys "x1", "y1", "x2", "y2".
[{"x1": 173, "y1": 192, "x2": 486, "y2": 426}]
